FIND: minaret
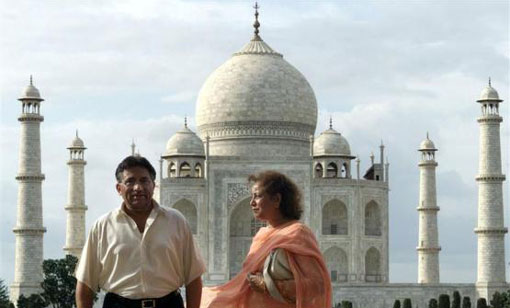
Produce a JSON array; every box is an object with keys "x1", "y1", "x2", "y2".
[
  {"x1": 63, "y1": 131, "x2": 87, "y2": 257},
  {"x1": 10, "y1": 76, "x2": 46, "y2": 302},
  {"x1": 475, "y1": 79, "x2": 507, "y2": 298},
  {"x1": 416, "y1": 133, "x2": 441, "y2": 284}
]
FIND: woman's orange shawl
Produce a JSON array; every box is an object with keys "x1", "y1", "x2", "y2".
[{"x1": 201, "y1": 221, "x2": 332, "y2": 308}]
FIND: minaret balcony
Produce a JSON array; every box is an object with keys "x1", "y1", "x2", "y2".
[
  {"x1": 15, "y1": 174, "x2": 45, "y2": 181},
  {"x1": 474, "y1": 227, "x2": 508, "y2": 234},
  {"x1": 475, "y1": 174, "x2": 505, "y2": 182},
  {"x1": 416, "y1": 246, "x2": 441, "y2": 252},
  {"x1": 416, "y1": 206, "x2": 440, "y2": 211},
  {"x1": 18, "y1": 114, "x2": 44, "y2": 122},
  {"x1": 477, "y1": 115, "x2": 503, "y2": 123},
  {"x1": 12, "y1": 227, "x2": 47, "y2": 234}
]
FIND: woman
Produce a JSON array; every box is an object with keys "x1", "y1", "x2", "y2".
[{"x1": 201, "y1": 170, "x2": 332, "y2": 308}]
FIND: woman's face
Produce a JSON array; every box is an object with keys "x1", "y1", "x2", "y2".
[{"x1": 250, "y1": 182, "x2": 281, "y2": 222}]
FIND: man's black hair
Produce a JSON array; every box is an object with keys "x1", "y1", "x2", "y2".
[{"x1": 115, "y1": 155, "x2": 156, "y2": 182}]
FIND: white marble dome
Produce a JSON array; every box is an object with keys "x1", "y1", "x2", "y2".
[
  {"x1": 19, "y1": 79, "x2": 43, "y2": 101},
  {"x1": 478, "y1": 83, "x2": 501, "y2": 102},
  {"x1": 195, "y1": 35, "x2": 317, "y2": 144},
  {"x1": 314, "y1": 128, "x2": 351, "y2": 157},
  {"x1": 165, "y1": 125, "x2": 205, "y2": 157},
  {"x1": 419, "y1": 136, "x2": 436, "y2": 151},
  {"x1": 68, "y1": 136, "x2": 85, "y2": 148}
]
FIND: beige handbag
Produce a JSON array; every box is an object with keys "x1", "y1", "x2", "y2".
[{"x1": 263, "y1": 248, "x2": 294, "y2": 303}]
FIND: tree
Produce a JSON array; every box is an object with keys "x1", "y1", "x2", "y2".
[
  {"x1": 17, "y1": 294, "x2": 45, "y2": 308},
  {"x1": 341, "y1": 301, "x2": 353, "y2": 308},
  {"x1": 439, "y1": 294, "x2": 451, "y2": 308},
  {"x1": 403, "y1": 298, "x2": 412, "y2": 308},
  {"x1": 0, "y1": 280, "x2": 14, "y2": 308},
  {"x1": 40, "y1": 255, "x2": 79, "y2": 308},
  {"x1": 491, "y1": 292, "x2": 504, "y2": 308},
  {"x1": 476, "y1": 298, "x2": 487, "y2": 308},
  {"x1": 393, "y1": 300, "x2": 401, "y2": 308},
  {"x1": 429, "y1": 299, "x2": 439, "y2": 308},
  {"x1": 452, "y1": 291, "x2": 461, "y2": 308},
  {"x1": 462, "y1": 297, "x2": 471, "y2": 308}
]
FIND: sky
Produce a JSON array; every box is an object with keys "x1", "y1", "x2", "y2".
[{"x1": 0, "y1": 0, "x2": 509, "y2": 286}]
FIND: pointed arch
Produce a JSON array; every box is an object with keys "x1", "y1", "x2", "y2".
[
  {"x1": 365, "y1": 247, "x2": 381, "y2": 282},
  {"x1": 315, "y1": 163, "x2": 323, "y2": 178},
  {"x1": 323, "y1": 247, "x2": 348, "y2": 282},
  {"x1": 194, "y1": 163, "x2": 202, "y2": 178},
  {"x1": 179, "y1": 162, "x2": 191, "y2": 177},
  {"x1": 168, "y1": 162, "x2": 176, "y2": 178},
  {"x1": 327, "y1": 162, "x2": 338, "y2": 178},
  {"x1": 172, "y1": 199, "x2": 197, "y2": 234},
  {"x1": 365, "y1": 201, "x2": 381, "y2": 236},
  {"x1": 322, "y1": 199, "x2": 348, "y2": 235}
]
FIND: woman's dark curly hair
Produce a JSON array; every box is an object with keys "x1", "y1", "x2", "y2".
[{"x1": 248, "y1": 170, "x2": 303, "y2": 220}]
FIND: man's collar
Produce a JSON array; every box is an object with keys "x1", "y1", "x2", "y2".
[{"x1": 117, "y1": 199, "x2": 161, "y2": 217}]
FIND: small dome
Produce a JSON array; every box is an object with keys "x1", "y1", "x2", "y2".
[
  {"x1": 314, "y1": 128, "x2": 351, "y2": 157},
  {"x1": 477, "y1": 80, "x2": 502, "y2": 102},
  {"x1": 419, "y1": 135, "x2": 436, "y2": 151},
  {"x1": 69, "y1": 136, "x2": 85, "y2": 148},
  {"x1": 164, "y1": 125, "x2": 205, "y2": 157},
  {"x1": 19, "y1": 77, "x2": 43, "y2": 101}
]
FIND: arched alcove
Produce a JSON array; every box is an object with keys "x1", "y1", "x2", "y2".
[
  {"x1": 172, "y1": 199, "x2": 197, "y2": 234},
  {"x1": 194, "y1": 163, "x2": 202, "y2": 178},
  {"x1": 327, "y1": 162, "x2": 338, "y2": 178},
  {"x1": 365, "y1": 247, "x2": 381, "y2": 282},
  {"x1": 179, "y1": 162, "x2": 191, "y2": 177},
  {"x1": 229, "y1": 198, "x2": 265, "y2": 278},
  {"x1": 168, "y1": 162, "x2": 176, "y2": 178},
  {"x1": 365, "y1": 201, "x2": 381, "y2": 236},
  {"x1": 322, "y1": 199, "x2": 348, "y2": 235},
  {"x1": 324, "y1": 247, "x2": 348, "y2": 282},
  {"x1": 315, "y1": 163, "x2": 323, "y2": 178}
]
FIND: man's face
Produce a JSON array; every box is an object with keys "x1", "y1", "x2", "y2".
[{"x1": 116, "y1": 166, "x2": 155, "y2": 214}]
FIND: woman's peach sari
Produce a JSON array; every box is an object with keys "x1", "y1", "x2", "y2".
[{"x1": 201, "y1": 220, "x2": 332, "y2": 308}]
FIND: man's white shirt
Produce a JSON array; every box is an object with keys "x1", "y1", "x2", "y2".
[{"x1": 75, "y1": 202, "x2": 206, "y2": 299}]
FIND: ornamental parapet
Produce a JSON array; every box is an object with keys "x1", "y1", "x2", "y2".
[
  {"x1": 18, "y1": 114, "x2": 44, "y2": 122},
  {"x1": 477, "y1": 116, "x2": 503, "y2": 123},
  {"x1": 416, "y1": 246, "x2": 441, "y2": 252},
  {"x1": 13, "y1": 227, "x2": 46, "y2": 234},
  {"x1": 475, "y1": 174, "x2": 505, "y2": 182},
  {"x1": 416, "y1": 206, "x2": 440, "y2": 211},
  {"x1": 198, "y1": 121, "x2": 314, "y2": 141},
  {"x1": 15, "y1": 174, "x2": 45, "y2": 181},
  {"x1": 161, "y1": 177, "x2": 206, "y2": 185},
  {"x1": 474, "y1": 227, "x2": 508, "y2": 234},
  {"x1": 312, "y1": 177, "x2": 389, "y2": 189}
]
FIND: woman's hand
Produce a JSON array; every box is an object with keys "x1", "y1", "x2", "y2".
[{"x1": 246, "y1": 272, "x2": 266, "y2": 293}]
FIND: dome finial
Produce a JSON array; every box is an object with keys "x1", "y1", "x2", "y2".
[
  {"x1": 76, "y1": 129, "x2": 79, "y2": 138},
  {"x1": 30, "y1": 75, "x2": 33, "y2": 86},
  {"x1": 489, "y1": 77, "x2": 491, "y2": 87},
  {"x1": 253, "y1": 2, "x2": 261, "y2": 40},
  {"x1": 329, "y1": 116, "x2": 333, "y2": 129},
  {"x1": 426, "y1": 131, "x2": 429, "y2": 140},
  {"x1": 184, "y1": 115, "x2": 188, "y2": 128}
]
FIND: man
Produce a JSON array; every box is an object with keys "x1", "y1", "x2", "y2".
[{"x1": 75, "y1": 155, "x2": 205, "y2": 308}]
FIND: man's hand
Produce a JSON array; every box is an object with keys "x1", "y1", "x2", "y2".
[
  {"x1": 185, "y1": 276, "x2": 202, "y2": 308},
  {"x1": 246, "y1": 272, "x2": 266, "y2": 293},
  {"x1": 76, "y1": 281, "x2": 94, "y2": 308}
]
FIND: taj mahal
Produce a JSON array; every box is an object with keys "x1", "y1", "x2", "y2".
[{"x1": 9, "y1": 5, "x2": 508, "y2": 308}]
